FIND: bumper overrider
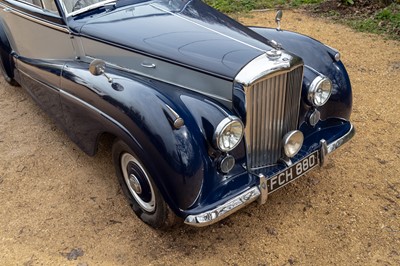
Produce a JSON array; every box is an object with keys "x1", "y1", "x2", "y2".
[{"x1": 184, "y1": 123, "x2": 355, "y2": 227}]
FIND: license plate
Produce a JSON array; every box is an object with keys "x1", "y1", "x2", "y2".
[{"x1": 267, "y1": 151, "x2": 319, "y2": 193}]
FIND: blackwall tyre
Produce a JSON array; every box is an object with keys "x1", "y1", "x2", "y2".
[
  {"x1": 112, "y1": 139, "x2": 179, "y2": 229},
  {"x1": 0, "y1": 56, "x2": 19, "y2": 87}
]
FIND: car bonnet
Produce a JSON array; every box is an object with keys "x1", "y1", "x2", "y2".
[{"x1": 77, "y1": 0, "x2": 275, "y2": 80}]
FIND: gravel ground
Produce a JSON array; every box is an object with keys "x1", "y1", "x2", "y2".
[{"x1": 0, "y1": 10, "x2": 399, "y2": 266}]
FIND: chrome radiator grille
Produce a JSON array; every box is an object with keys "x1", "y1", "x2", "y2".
[{"x1": 245, "y1": 66, "x2": 303, "y2": 169}]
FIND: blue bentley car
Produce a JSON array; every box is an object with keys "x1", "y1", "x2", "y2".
[{"x1": 0, "y1": 0, "x2": 354, "y2": 228}]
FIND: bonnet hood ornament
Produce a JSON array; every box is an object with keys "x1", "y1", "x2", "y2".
[
  {"x1": 275, "y1": 10, "x2": 283, "y2": 31},
  {"x1": 266, "y1": 49, "x2": 282, "y2": 60}
]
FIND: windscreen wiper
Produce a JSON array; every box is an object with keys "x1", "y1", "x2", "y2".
[{"x1": 69, "y1": 0, "x2": 117, "y2": 17}]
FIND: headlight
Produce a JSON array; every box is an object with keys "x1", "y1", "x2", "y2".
[
  {"x1": 214, "y1": 116, "x2": 244, "y2": 152},
  {"x1": 308, "y1": 76, "x2": 332, "y2": 106}
]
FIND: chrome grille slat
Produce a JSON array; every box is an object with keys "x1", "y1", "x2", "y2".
[{"x1": 245, "y1": 66, "x2": 303, "y2": 169}]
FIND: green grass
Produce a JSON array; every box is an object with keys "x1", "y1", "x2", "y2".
[
  {"x1": 346, "y1": 4, "x2": 400, "y2": 40},
  {"x1": 204, "y1": 0, "x2": 323, "y2": 13},
  {"x1": 204, "y1": 0, "x2": 399, "y2": 40}
]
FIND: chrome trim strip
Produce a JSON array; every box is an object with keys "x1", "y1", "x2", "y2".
[
  {"x1": 327, "y1": 124, "x2": 355, "y2": 154},
  {"x1": 6, "y1": 6, "x2": 69, "y2": 33}
]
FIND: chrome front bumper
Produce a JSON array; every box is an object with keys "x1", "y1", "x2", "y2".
[{"x1": 184, "y1": 124, "x2": 355, "y2": 227}]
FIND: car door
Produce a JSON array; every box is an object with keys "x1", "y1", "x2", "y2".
[{"x1": 0, "y1": 0, "x2": 75, "y2": 124}]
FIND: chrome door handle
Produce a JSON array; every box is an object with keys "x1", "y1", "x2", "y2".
[{"x1": 141, "y1": 62, "x2": 156, "y2": 69}]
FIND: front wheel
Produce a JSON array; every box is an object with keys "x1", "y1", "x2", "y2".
[
  {"x1": 112, "y1": 139, "x2": 179, "y2": 229},
  {"x1": 0, "y1": 53, "x2": 19, "y2": 86}
]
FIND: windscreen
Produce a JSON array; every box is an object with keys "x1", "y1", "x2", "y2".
[
  {"x1": 62, "y1": 0, "x2": 109, "y2": 13},
  {"x1": 62, "y1": 0, "x2": 190, "y2": 15}
]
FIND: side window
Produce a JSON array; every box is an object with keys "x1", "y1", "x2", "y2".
[
  {"x1": 42, "y1": 0, "x2": 58, "y2": 13},
  {"x1": 18, "y1": 0, "x2": 59, "y2": 14}
]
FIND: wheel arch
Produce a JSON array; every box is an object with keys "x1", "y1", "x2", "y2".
[
  {"x1": 0, "y1": 19, "x2": 16, "y2": 80},
  {"x1": 59, "y1": 65, "x2": 234, "y2": 216}
]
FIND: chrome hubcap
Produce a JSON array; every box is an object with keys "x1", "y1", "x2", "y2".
[
  {"x1": 121, "y1": 153, "x2": 156, "y2": 213},
  {"x1": 129, "y1": 174, "x2": 142, "y2": 194}
]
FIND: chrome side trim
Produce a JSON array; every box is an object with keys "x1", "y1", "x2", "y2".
[
  {"x1": 5, "y1": 6, "x2": 69, "y2": 33},
  {"x1": 327, "y1": 124, "x2": 355, "y2": 154}
]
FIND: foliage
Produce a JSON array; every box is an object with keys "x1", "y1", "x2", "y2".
[
  {"x1": 203, "y1": 0, "x2": 399, "y2": 39},
  {"x1": 345, "y1": 3, "x2": 399, "y2": 39},
  {"x1": 204, "y1": 0, "x2": 323, "y2": 13},
  {"x1": 342, "y1": 0, "x2": 354, "y2": 5}
]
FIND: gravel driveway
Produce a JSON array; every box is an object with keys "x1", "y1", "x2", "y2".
[{"x1": 0, "y1": 10, "x2": 399, "y2": 266}]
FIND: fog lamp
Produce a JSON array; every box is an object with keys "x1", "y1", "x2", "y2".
[
  {"x1": 282, "y1": 130, "x2": 304, "y2": 158},
  {"x1": 214, "y1": 116, "x2": 244, "y2": 152},
  {"x1": 308, "y1": 109, "x2": 321, "y2": 127},
  {"x1": 308, "y1": 76, "x2": 332, "y2": 107},
  {"x1": 219, "y1": 155, "x2": 235, "y2": 174}
]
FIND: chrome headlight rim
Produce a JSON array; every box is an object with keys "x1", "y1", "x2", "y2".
[
  {"x1": 214, "y1": 116, "x2": 244, "y2": 152},
  {"x1": 308, "y1": 76, "x2": 333, "y2": 107}
]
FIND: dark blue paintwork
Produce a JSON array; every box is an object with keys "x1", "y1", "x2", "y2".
[
  {"x1": 0, "y1": 19, "x2": 14, "y2": 79},
  {"x1": 71, "y1": 0, "x2": 278, "y2": 79},
  {"x1": 0, "y1": 0, "x2": 353, "y2": 221},
  {"x1": 60, "y1": 61, "x2": 215, "y2": 210}
]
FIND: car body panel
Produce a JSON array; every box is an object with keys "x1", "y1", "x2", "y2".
[
  {"x1": 0, "y1": 0, "x2": 71, "y2": 58},
  {"x1": 0, "y1": 0, "x2": 354, "y2": 225},
  {"x1": 17, "y1": 57, "x2": 64, "y2": 124},
  {"x1": 79, "y1": 37, "x2": 234, "y2": 107},
  {"x1": 59, "y1": 60, "x2": 216, "y2": 209},
  {"x1": 74, "y1": 0, "x2": 276, "y2": 79}
]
